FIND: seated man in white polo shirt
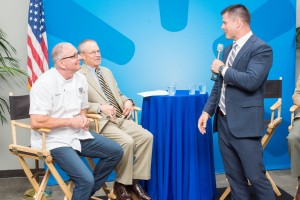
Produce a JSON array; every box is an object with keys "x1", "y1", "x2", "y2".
[{"x1": 30, "y1": 42, "x2": 123, "y2": 200}]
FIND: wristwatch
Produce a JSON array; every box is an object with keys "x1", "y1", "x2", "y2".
[{"x1": 218, "y1": 65, "x2": 224, "y2": 74}]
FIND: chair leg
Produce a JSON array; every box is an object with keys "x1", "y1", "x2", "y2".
[
  {"x1": 105, "y1": 186, "x2": 116, "y2": 199},
  {"x1": 219, "y1": 186, "x2": 231, "y2": 200},
  {"x1": 46, "y1": 162, "x2": 72, "y2": 200},
  {"x1": 35, "y1": 169, "x2": 50, "y2": 200},
  {"x1": 265, "y1": 171, "x2": 281, "y2": 196},
  {"x1": 35, "y1": 159, "x2": 40, "y2": 182},
  {"x1": 17, "y1": 156, "x2": 47, "y2": 200}
]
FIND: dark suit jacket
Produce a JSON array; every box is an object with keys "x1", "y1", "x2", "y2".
[{"x1": 203, "y1": 34, "x2": 273, "y2": 138}]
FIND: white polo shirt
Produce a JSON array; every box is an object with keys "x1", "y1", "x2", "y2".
[{"x1": 30, "y1": 68, "x2": 93, "y2": 151}]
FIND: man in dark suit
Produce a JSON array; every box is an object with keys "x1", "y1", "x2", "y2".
[{"x1": 198, "y1": 4, "x2": 275, "y2": 200}]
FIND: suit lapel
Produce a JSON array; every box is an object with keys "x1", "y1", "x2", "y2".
[
  {"x1": 232, "y1": 35, "x2": 257, "y2": 68},
  {"x1": 81, "y1": 64, "x2": 107, "y2": 100}
]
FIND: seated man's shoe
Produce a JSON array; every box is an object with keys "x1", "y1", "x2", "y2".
[
  {"x1": 114, "y1": 182, "x2": 132, "y2": 200},
  {"x1": 296, "y1": 184, "x2": 300, "y2": 200},
  {"x1": 132, "y1": 183, "x2": 151, "y2": 200}
]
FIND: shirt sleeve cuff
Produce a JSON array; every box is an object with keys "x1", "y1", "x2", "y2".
[{"x1": 221, "y1": 65, "x2": 229, "y2": 77}]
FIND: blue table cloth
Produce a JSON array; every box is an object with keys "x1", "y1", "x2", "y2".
[{"x1": 141, "y1": 90, "x2": 217, "y2": 200}]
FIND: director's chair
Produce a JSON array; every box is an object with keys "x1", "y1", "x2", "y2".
[
  {"x1": 219, "y1": 77, "x2": 283, "y2": 199},
  {"x1": 86, "y1": 106, "x2": 141, "y2": 200},
  {"x1": 288, "y1": 103, "x2": 300, "y2": 200},
  {"x1": 8, "y1": 93, "x2": 103, "y2": 200}
]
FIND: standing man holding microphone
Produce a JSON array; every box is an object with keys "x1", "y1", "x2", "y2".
[{"x1": 198, "y1": 4, "x2": 275, "y2": 200}]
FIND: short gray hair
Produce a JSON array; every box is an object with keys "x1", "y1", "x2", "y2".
[
  {"x1": 51, "y1": 42, "x2": 73, "y2": 66},
  {"x1": 78, "y1": 39, "x2": 97, "y2": 54}
]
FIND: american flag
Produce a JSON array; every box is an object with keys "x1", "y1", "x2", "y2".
[{"x1": 27, "y1": 0, "x2": 49, "y2": 88}]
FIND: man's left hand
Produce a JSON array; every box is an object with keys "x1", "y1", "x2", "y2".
[{"x1": 123, "y1": 99, "x2": 134, "y2": 117}]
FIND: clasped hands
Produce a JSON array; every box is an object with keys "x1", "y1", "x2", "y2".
[
  {"x1": 100, "y1": 99, "x2": 134, "y2": 121},
  {"x1": 72, "y1": 115, "x2": 89, "y2": 130}
]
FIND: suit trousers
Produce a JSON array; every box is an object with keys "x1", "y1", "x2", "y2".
[
  {"x1": 101, "y1": 118, "x2": 153, "y2": 185},
  {"x1": 287, "y1": 118, "x2": 300, "y2": 179},
  {"x1": 217, "y1": 114, "x2": 275, "y2": 200}
]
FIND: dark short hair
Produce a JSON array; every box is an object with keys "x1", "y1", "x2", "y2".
[{"x1": 221, "y1": 4, "x2": 251, "y2": 25}]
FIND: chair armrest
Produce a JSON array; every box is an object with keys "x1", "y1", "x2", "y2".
[
  {"x1": 289, "y1": 104, "x2": 300, "y2": 132},
  {"x1": 270, "y1": 100, "x2": 281, "y2": 111},
  {"x1": 290, "y1": 105, "x2": 299, "y2": 112},
  {"x1": 133, "y1": 106, "x2": 141, "y2": 111},
  {"x1": 12, "y1": 121, "x2": 51, "y2": 133},
  {"x1": 86, "y1": 113, "x2": 102, "y2": 120}
]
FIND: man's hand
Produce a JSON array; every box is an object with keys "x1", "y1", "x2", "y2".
[
  {"x1": 211, "y1": 59, "x2": 225, "y2": 74},
  {"x1": 71, "y1": 115, "x2": 89, "y2": 130},
  {"x1": 81, "y1": 115, "x2": 89, "y2": 130},
  {"x1": 123, "y1": 99, "x2": 134, "y2": 118},
  {"x1": 100, "y1": 104, "x2": 116, "y2": 121},
  {"x1": 198, "y1": 112, "x2": 209, "y2": 134}
]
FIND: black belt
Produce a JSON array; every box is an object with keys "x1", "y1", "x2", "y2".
[{"x1": 218, "y1": 108, "x2": 226, "y2": 117}]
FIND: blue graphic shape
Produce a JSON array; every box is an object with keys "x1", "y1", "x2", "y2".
[
  {"x1": 44, "y1": 0, "x2": 134, "y2": 65},
  {"x1": 213, "y1": 0, "x2": 295, "y2": 56},
  {"x1": 159, "y1": 0, "x2": 189, "y2": 32}
]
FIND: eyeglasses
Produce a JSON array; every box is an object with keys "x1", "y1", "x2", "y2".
[
  {"x1": 81, "y1": 50, "x2": 100, "y2": 55},
  {"x1": 60, "y1": 53, "x2": 79, "y2": 60}
]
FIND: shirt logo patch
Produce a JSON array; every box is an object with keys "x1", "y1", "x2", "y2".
[{"x1": 79, "y1": 87, "x2": 85, "y2": 94}]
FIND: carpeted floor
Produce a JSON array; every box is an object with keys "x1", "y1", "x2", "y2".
[{"x1": 216, "y1": 186, "x2": 293, "y2": 200}]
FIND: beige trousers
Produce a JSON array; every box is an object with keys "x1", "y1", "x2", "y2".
[
  {"x1": 287, "y1": 118, "x2": 300, "y2": 180},
  {"x1": 101, "y1": 118, "x2": 153, "y2": 185}
]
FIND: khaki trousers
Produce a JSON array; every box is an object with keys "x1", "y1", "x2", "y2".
[
  {"x1": 287, "y1": 118, "x2": 300, "y2": 179},
  {"x1": 101, "y1": 118, "x2": 153, "y2": 185}
]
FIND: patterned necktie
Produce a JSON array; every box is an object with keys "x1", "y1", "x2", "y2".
[
  {"x1": 227, "y1": 43, "x2": 237, "y2": 67},
  {"x1": 95, "y1": 68, "x2": 123, "y2": 117},
  {"x1": 219, "y1": 43, "x2": 238, "y2": 115}
]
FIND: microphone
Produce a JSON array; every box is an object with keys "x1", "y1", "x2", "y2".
[{"x1": 211, "y1": 43, "x2": 224, "y2": 81}]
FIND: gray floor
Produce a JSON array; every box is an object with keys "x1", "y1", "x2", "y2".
[{"x1": 0, "y1": 169, "x2": 297, "y2": 200}]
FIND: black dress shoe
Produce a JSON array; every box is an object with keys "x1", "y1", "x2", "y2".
[
  {"x1": 113, "y1": 182, "x2": 132, "y2": 200},
  {"x1": 132, "y1": 183, "x2": 151, "y2": 200}
]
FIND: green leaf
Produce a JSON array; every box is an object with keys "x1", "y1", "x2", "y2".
[{"x1": 0, "y1": 28, "x2": 27, "y2": 124}]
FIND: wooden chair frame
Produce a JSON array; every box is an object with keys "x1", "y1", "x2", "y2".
[
  {"x1": 86, "y1": 106, "x2": 141, "y2": 200},
  {"x1": 219, "y1": 77, "x2": 283, "y2": 200},
  {"x1": 288, "y1": 104, "x2": 300, "y2": 200},
  {"x1": 8, "y1": 94, "x2": 104, "y2": 200}
]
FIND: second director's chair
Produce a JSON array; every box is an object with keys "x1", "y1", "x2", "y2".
[
  {"x1": 219, "y1": 77, "x2": 283, "y2": 200},
  {"x1": 288, "y1": 103, "x2": 300, "y2": 200},
  {"x1": 86, "y1": 106, "x2": 141, "y2": 200},
  {"x1": 8, "y1": 93, "x2": 103, "y2": 200}
]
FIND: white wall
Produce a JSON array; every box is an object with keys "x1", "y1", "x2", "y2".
[{"x1": 0, "y1": 0, "x2": 31, "y2": 170}]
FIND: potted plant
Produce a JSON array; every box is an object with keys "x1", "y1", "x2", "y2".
[{"x1": 0, "y1": 28, "x2": 27, "y2": 124}]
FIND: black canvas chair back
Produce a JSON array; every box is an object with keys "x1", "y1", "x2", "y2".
[
  {"x1": 9, "y1": 94, "x2": 30, "y2": 120},
  {"x1": 264, "y1": 79, "x2": 282, "y2": 99}
]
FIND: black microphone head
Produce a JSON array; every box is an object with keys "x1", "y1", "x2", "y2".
[{"x1": 217, "y1": 43, "x2": 224, "y2": 52}]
